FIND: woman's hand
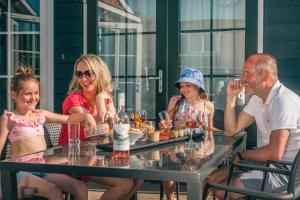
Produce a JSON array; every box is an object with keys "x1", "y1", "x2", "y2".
[
  {"x1": 84, "y1": 113, "x2": 96, "y2": 137},
  {"x1": 104, "y1": 111, "x2": 114, "y2": 122}
]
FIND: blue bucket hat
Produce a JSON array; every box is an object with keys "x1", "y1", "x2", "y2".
[{"x1": 175, "y1": 67, "x2": 205, "y2": 91}]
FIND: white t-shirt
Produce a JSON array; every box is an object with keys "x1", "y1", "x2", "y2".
[{"x1": 243, "y1": 81, "x2": 300, "y2": 161}]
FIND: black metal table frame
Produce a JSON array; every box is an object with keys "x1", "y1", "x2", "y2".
[{"x1": 0, "y1": 132, "x2": 246, "y2": 200}]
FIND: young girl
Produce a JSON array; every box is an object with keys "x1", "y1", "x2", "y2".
[
  {"x1": 168, "y1": 67, "x2": 214, "y2": 131},
  {"x1": 162, "y1": 67, "x2": 215, "y2": 200},
  {"x1": 58, "y1": 54, "x2": 133, "y2": 200},
  {"x1": 0, "y1": 66, "x2": 96, "y2": 200}
]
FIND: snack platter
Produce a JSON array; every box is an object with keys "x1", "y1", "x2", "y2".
[{"x1": 96, "y1": 132, "x2": 205, "y2": 152}]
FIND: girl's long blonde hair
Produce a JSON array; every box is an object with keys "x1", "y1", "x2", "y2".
[{"x1": 68, "y1": 54, "x2": 113, "y2": 94}]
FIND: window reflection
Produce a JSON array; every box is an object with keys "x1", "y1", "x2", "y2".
[
  {"x1": 97, "y1": 0, "x2": 157, "y2": 118},
  {"x1": 180, "y1": 0, "x2": 245, "y2": 109},
  {"x1": 0, "y1": 0, "x2": 40, "y2": 112}
]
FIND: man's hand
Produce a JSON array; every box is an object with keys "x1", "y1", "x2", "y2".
[{"x1": 227, "y1": 80, "x2": 244, "y2": 97}]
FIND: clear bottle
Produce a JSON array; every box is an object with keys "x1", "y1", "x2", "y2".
[{"x1": 113, "y1": 93, "x2": 130, "y2": 166}]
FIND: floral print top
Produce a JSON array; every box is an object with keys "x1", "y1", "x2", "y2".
[{"x1": 171, "y1": 96, "x2": 208, "y2": 127}]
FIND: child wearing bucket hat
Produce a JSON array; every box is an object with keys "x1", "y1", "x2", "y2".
[
  {"x1": 161, "y1": 67, "x2": 216, "y2": 200},
  {"x1": 163, "y1": 67, "x2": 215, "y2": 130}
]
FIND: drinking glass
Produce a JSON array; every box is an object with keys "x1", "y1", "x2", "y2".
[
  {"x1": 143, "y1": 120, "x2": 155, "y2": 133},
  {"x1": 158, "y1": 110, "x2": 173, "y2": 129},
  {"x1": 140, "y1": 110, "x2": 148, "y2": 122},
  {"x1": 185, "y1": 109, "x2": 197, "y2": 148},
  {"x1": 68, "y1": 123, "x2": 80, "y2": 148}
]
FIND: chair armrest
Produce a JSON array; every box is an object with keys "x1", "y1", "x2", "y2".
[
  {"x1": 267, "y1": 160, "x2": 293, "y2": 166},
  {"x1": 206, "y1": 182, "x2": 294, "y2": 200},
  {"x1": 232, "y1": 163, "x2": 290, "y2": 176}
]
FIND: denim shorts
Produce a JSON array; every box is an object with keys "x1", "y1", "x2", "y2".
[
  {"x1": 16, "y1": 171, "x2": 48, "y2": 183},
  {"x1": 239, "y1": 163, "x2": 290, "y2": 192}
]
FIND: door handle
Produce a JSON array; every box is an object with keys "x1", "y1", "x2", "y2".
[
  {"x1": 158, "y1": 69, "x2": 162, "y2": 93},
  {"x1": 146, "y1": 70, "x2": 163, "y2": 93}
]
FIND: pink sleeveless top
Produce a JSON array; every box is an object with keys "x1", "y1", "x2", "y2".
[{"x1": 5, "y1": 110, "x2": 46, "y2": 143}]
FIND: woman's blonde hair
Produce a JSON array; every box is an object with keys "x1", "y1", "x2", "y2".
[{"x1": 68, "y1": 54, "x2": 113, "y2": 94}]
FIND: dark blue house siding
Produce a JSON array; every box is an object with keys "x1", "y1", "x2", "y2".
[
  {"x1": 54, "y1": 0, "x2": 83, "y2": 113},
  {"x1": 264, "y1": 0, "x2": 300, "y2": 95}
]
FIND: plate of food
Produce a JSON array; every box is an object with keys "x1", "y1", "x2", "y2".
[{"x1": 128, "y1": 130, "x2": 144, "y2": 145}]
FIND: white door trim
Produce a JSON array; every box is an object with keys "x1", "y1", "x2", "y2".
[{"x1": 40, "y1": 0, "x2": 54, "y2": 111}]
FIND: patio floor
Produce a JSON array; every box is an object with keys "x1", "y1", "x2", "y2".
[
  {"x1": 87, "y1": 181, "x2": 188, "y2": 200},
  {"x1": 88, "y1": 190, "x2": 187, "y2": 200}
]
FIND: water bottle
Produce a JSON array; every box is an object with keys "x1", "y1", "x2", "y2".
[{"x1": 113, "y1": 93, "x2": 130, "y2": 166}]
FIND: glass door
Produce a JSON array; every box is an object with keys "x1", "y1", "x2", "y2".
[
  {"x1": 96, "y1": 0, "x2": 164, "y2": 120},
  {"x1": 93, "y1": 0, "x2": 247, "y2": 120}
]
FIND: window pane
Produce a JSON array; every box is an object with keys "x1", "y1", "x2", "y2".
[
  {"x1": 98, "y1": 0, "x2": 157, "y2": 116},
  {"x1": 97, "y1": 1, "x2": 156, "y2": 76},
  {"x1": 180, "y1": 32, "x2": 211, "y2": 75},
  {"x1": 0, "y1": 78, "x2": 8, "y2": 114},
  {"x1": 12, "y1": 34, "x2": 40, "y2": 74},
  {"x1": 0, "y1": 0, "x2": 41, "y2": 110},
  {"x1": 0, "y1": 35, "x2": 7, "y2": 75},
  {"x1": 180, "y1": 0, "x2": 211, "y2": 31},
  {"x1": 112, "y1": 77, "x2": 156, "y2": 120},
  {"x1": 213, "y1": 77, "x2": 245, "y2": 112},
  {"x1": 125, "y1": 0, "x2": 156, "y2": 32},
  {"x1": 212, "y1": 77, "x2": 228, "y2": 111},
  {"x1": 212, "y1": 30, "x2": 245, "y2": 75},
  {"x1": 12, "y1": 20, "x2": 40, "y2": 32},
  {"x1": 0, "y1": 5, "x2": 7, "y2": 31},
  {"x1": 213, "y1": 0, "x2": 245, "y2": 29}
]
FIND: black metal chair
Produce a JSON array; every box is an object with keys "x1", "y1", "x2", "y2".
[
  {"x1": 213, "y1": 109, "x2": 224, "y2": 130},
  {"x1": 0, "y1": 124, "x2": 71, "y2": 200},
  {"x1": 203, "y1": 150, "x2": 300, "y2": 200}
]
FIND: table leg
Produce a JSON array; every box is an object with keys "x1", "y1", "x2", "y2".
[
  {"x1": 187, "y1": 181, "x2": 202, "y2": 200},
  {"x1": 1, "y1": 170, "x2": 18, "y2": 200}
]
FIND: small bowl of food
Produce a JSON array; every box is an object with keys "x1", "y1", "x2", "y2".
[
  {"x1": 147, "y1": 131, "x2": 160, "y2": 142},
  {"x1": 142, "y1": 121, "x2": 156, "y2": 133},
  {"x1": 129, "y1": 129, "x2": 144, "y2": 145}
]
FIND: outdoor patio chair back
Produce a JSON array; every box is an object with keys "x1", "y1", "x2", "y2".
[
  {"x1": 213, "y1": 109, "x2": 224, "y2": 130},
  {"x1": 287, "y1": 149, "x2": 300, "y2": 198},
  {"x1": 43, "y1": 123, "x2": 62, "y2": 147},
  {"x1": 0, "y1": 123, "x2": 61, "y2": 159},
  {"x1": 0, "y1": 123, "x2": 71, "y2": 200},
  {"x1": 203, "y1": 149, "x2": 300, "y2": 200}
]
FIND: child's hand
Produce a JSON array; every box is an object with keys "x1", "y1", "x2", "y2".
[{"x1": 159, "y1": 119, "x2": 172, "y2": 130}]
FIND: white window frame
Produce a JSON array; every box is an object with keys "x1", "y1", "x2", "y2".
[{"x1": 40, "y1": 0, "x2": 54, "y2": 110}]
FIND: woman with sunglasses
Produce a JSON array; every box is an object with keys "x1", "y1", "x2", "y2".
[{"x1": 58, "y1": 54, "x2": 134, "y2": 200}]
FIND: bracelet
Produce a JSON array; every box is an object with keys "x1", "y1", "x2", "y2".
[{"x1": 237, "y1": 152, "x2": 244, "y2": 160}]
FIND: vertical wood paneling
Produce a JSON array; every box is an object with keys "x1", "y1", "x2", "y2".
[
  {"x1": 54, "y1": 0, "x2": 83, "y2": 112},
  {"x1": 264, "y1": 0, "x2": 300, "y2": 95}
]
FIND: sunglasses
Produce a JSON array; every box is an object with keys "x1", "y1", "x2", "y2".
[{"x1": 75, "y1": 70, "x2": 94, "y2": 78}]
